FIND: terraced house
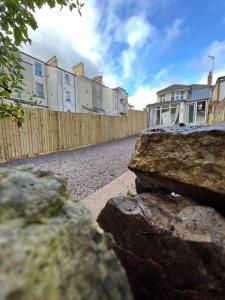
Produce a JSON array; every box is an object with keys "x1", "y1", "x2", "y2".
[
  {"x1": 10, "y1": 52, "x2": 129, "y2": 116},
  {"x1": 147, "y1": 72, "x2": 214, "y2": 127}
]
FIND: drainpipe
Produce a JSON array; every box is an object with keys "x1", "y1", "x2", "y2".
[{"x1": 61, "y1": 70, "x2": 64, "y2": 111}]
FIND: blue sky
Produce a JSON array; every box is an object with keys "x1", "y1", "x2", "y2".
[{"x1": 22, "y1": 0, "x2": 225, "y2": 109}]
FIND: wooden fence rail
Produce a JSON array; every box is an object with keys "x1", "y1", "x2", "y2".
[{"x1": 0, "y1": 108, "x2": 147, "y2": 162}]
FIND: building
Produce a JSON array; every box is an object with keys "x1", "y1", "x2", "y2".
[
  {"x1": 114, "y1": 87, "x2": 129, "y2": 115},
  {"x1": 147, "y1": 73, "x2": 213, "y2": 127},
  {"x1": 211, "y1": 76, "x2": 225, "y2": 102},
  {"x1": 11, "y1": 52, "x2": 48, "y2": 108},
  {"x1": 47, "y1": 56, "x2": 76, "y2": 112},
  {"x1": 10, "y1": 52, "x2": 129, "y2": 116}
]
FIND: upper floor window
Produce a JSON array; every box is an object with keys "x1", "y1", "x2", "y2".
[
  {"x1": 175, "y1": 91, "x2": 184, "y2": 100},
  {"x1": 170, "y1": 92, "x2": 175, "y2": 101},
  {"x1": 161, "y1": 94, "x2": 166, "y2": 102},
  {"x1": 66, "y1": 91, "x2": 71, "y2": 102},
  {"x1": 65, "y1": 73, "x2": 70, "y2": 84},
  {"x1": 35, "y1": 62, "x2": 42, "y2": 76},
  {"x1": 35, "y1": 82, "x2": 44, "y2": 98}
]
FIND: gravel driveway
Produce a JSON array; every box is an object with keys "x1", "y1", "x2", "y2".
[{"x1": 1, "y1": 136, "x2": 137, "y2": 199}]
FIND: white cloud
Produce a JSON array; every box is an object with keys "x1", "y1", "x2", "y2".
[
  {"x1": 194, "y1": 40, "x2": 225, "y2": 84},
  {"x1": 20, "y1": 0, "x2": 185, "y2": 109},
  {"x1": 120, "y1": 16, "x2": 154, "y2": 80},
  {"x1": 164, "y1": 18, "x2": 184, "y2": 47},
  {"x1": 124, "y1": 16, "x2": 153, "y2": 47},
  {"x1": 21, "y1": 1, "x2": 103, "y2": 76},
  {"x1": 129, "y1": 85, "x2": 159, "y2": 110}
]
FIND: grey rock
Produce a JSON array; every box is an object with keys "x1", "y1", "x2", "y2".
[{"x1": 0, "y1": 167, "x2": 133, "y2": 300}]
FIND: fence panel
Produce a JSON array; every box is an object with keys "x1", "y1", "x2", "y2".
[{"x1": 0, "y1": 108, "x2": 147, "y2": 162}]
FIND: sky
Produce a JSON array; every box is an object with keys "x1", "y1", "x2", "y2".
[{"x1": 22, "y1": 0, "x2": 225, "y2": 110}]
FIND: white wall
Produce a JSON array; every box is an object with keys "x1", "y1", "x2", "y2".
[
  {"x1": 219, "y1": 80, "x2": 225, "y2": 101},
  {"x1": 102, "y1": 87, "x2": 114, "y2": 115},
  {"x1": 46, "y1": 66, "x2": 76, "y2": 112},
  {"x1": 62, "y1": 70, "x2": 76, "y2": 112},
  {"x1": 75, "y1": 76, "x2": 92, "y2": 113},
  {"x1": 20, "y1": 53, "x2": 48, "y2": 107}
]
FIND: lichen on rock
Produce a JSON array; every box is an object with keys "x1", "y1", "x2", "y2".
[{"x1": 0, "y1": 167, "x2": 133, "y2": 300}]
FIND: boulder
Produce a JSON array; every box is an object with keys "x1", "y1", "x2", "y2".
[
  {"x1": 128, "y1": 125, "x2": 225, "y2": 211},
  {"x1": 97, "y1": 193, "x2": 225, "y2": 300},
  {"x1": 0, "y1": 167, "x2": 133, "y2": 300}
]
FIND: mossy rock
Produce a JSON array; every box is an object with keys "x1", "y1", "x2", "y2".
[{"x1": 0, "y1": 167, "x2": 133, "y2": 300}]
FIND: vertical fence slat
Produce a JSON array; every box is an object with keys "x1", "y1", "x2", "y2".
[{"x1": 0, "y1": 108, "x2": 147, "y2": 162}]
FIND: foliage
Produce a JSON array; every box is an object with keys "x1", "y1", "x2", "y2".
[{"x1": 0, "y1": 0, "x2": 83, "y2": 126}]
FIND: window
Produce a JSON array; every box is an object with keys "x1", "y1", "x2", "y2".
[
  {"x1": 196, "y1": 101, "x2": 206, "y2": 124},
  {"x1": 35, "y1": 82, "x2": 44, "y2": 98},
  {"x1": 170, "y1": 92, "x2": 175, "y2": 101},
  {"x1": 171, "y1": 104, "x2": 180, "y2": 124},
  {"x1": 153, "y1": 103, "x2": 180, "y2": 126},
  {"x1": 67, "y1": 109, "x2": 71, "y2": 112},
  {"x1": 162, "y1": 94, "x2": 166, "y2": 102},
  {"x1": 35, "y1": 62, "x2": 42, "y2": 76},
  {"x1": 186, "y1": 103, "x2": 195, "y2": 124},
  {"x1": 66, "y1": 91, "x2": 71, "y2": 102},
  {"x1": 15, "y1": 91, "x2": 22, "y2": 100},
  {"x1": 175, "y1": 91, "x2": 184, "y2": 101},
  {"x1": 65, "y1": 73, "x2": 70, "y2": 84},
  {"x1": 161, "y1": 104, "x2": 170, "y2": 125}
]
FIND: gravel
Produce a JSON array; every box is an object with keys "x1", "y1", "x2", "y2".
[{"x1": 0, "y1": 136, "x2": 137, "y2": 200}]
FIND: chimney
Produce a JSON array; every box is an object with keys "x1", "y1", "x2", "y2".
[
  {"x1": 72, "y1": 62, "x2": 84, "y2": 76},
  {"x1": 92, "y1": 75, "x2": 103, "y2": 84},
  {"x1": 47, "y1": 56, "x2": 58, "y2": 67},
  {"x1": 207, "y1": 71, "x2": 212, "y2": 86}
]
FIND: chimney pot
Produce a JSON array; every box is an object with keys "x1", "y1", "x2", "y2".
[{"x1": 92, "y1": 75, "x2": 103, "y2": 84}]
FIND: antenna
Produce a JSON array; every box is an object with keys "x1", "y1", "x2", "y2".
[{"x1": 208, "y1": 55, "x2": 215, "y2": 75}]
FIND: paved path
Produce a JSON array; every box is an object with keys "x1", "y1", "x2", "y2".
[
  {"x1": 82, "y1": 171, "x2": 136, "y2": 220},
  {"x1": 1, "y1": 136, "x2": 137, "y2": 200}
]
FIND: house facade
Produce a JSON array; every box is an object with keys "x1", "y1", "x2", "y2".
[
  {"x1": 10, "y1": 52, "x2": 129, "y2": 116},
  {"x1": 147, "y1": 75, "x2": 213, "y2": 127},
  {"x1": 211, "y1": 76, "x2": 225, "y2": 102}
]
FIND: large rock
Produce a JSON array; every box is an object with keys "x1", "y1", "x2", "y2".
[
  {"x1": 0, "y1": 167, "x2": 133, "y2": 300},
  {"x1": 97, "y1": 193, "x2": 225, "y2": 300},
  {"x1": 129, "y1": 125, "x2": 225, "y2": 211}
]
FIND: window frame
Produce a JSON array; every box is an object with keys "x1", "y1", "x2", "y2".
[
  {"x1": 170, "y1": 92, "x2": 175, "y2": 101},
  {"x1": 65, "y1": 73, "x2": 70, "y2": 85},
  {"x1": 35, "y1": 82, "x2": 44, "y2": 98},
  {"x1": 66, "y1": 91, "x2": 71, "y2": 102},
  {"x1": 35, "y1": 62, "x2": 43, "y2": 76}
]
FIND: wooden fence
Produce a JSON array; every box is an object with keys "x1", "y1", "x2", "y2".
[{"x1": 0, "y1": 108, "x2": 147, "y2": 162}]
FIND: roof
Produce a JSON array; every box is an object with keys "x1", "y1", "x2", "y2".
[
  {"x1": 157, "y1": 84, "x2": 189, "y2": 94},
  {"x1": 157, "y1": 83, "x2": 213, "y2": 94},
  {"x1": 190, "y1": 84, "x2": 213, "y2": 90},
  {"x1": 190, "y1": 87, "x2": 212, "y2": 101},
  {"x1": 214, "y1": 75, "x2": 225, "y2": 86}
]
